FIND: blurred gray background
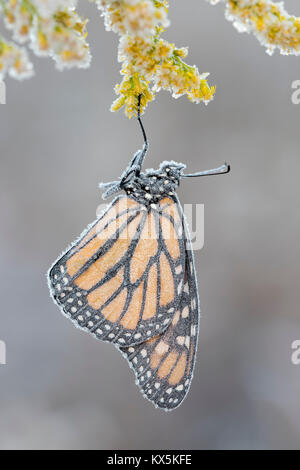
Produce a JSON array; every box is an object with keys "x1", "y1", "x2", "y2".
[{"x1": 1, "y1": 0, "x2": 300, "y2": 450}]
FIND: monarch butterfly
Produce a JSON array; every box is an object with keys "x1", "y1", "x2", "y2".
[{"x1": 48, "y1": 98, "x2": 230, "y2": 410}]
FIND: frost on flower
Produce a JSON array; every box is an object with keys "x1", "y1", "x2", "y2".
[
  {"x1": 0, "y1": 0, "x2": 90, "y2": 80},
  {"x1": 96, "y1": 0, "x2": 215, "y2": 117},
  {"x1": 1, "y1": 1, "x2": 298, "y2": 118},
  {"x1": 209, "y1": 0, "x2": 300, "y2": 56},
  {"x1": 0, "y1": 37, "x2": 33, "y2": 79},
  {"x1": 30, "y1": 9, "x2": 91, "y2": 69}
]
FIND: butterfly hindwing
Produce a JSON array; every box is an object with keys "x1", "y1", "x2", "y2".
[
  {"x1": 118, "y1": 205, "x2": 200, "y2": 410},
  {"x1": 48, "y1": 195, "x2": 186, "y2": 347}
]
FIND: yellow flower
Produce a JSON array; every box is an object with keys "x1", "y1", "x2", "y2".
[
  {"x1": 97, "y1": 0, "x2": 215, "y2": 117},
  {"x1": 211, "y1": 0, "x2": 300, "y2": 55}
]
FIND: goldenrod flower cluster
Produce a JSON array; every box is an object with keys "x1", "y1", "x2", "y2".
[
  {"x1": 210, "y1": 0, "x2": 300, "y2": 55},
  {"x1": 1, "y1": 1, "x2": 299, "y2": 116},
  {"x1": 0, "y1": 0, "x2": 90, "y2": 80},
  {"x1": 96, "y1": 0, "x2": 215, "y2": 117}
]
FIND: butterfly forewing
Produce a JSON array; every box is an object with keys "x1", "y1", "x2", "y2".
[
  {"x1": 118, "y1": 208, "x2": 200, "y2": 411},
  {"x1": 48, "y1": 195, "x2": 186, "y2": 347}
]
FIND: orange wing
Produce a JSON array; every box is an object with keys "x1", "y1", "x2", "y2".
[
  {"x1": 119, "y1": 222, "x2": 200, "y2": 410},
  {"x1": 48, "y1": 195, "x2": 186, "y2": 347}
]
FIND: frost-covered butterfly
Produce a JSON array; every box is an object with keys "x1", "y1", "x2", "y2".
[{"x1": 48, "y1": 102, "x2": 230, "y2": 410}]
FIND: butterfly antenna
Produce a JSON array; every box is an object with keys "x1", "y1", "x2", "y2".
[{"x1": 183, "y1": 163, "x2": 230, "y2": 178}]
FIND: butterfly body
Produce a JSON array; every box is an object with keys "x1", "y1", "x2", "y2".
[{"x1": 122, "y1": 161, "x2": 185, "y2": 206}]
